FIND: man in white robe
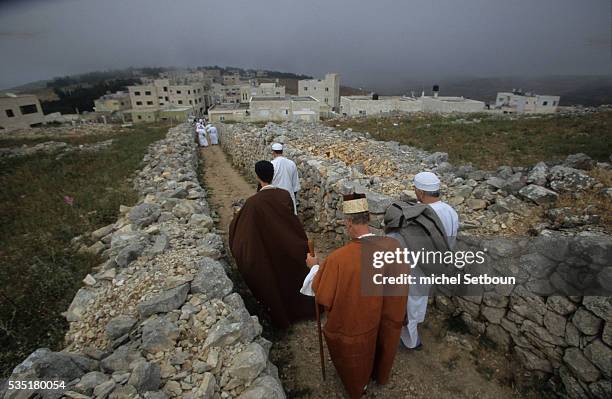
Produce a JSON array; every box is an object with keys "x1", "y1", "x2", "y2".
[
  {"x1": 399, "y1": 171, "x2": 458, "y2": 349},
  {"x1": 206, "y1": 123, "x2": 219, "y2": 145},
  {"x1": 270, "y1": 143, "x2": 300, "y2": 214},
  {"x1": 196, "y1": 122, "x2": 208, "y2": 147}
]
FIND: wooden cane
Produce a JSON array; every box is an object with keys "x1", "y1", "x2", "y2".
[{"x1": 309, "y1": 239, "x2": 326, "y2": 381}]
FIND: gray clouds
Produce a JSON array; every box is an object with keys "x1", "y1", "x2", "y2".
[{"x1": 0, "y1": 0, "x2": 610, "y2": 90}]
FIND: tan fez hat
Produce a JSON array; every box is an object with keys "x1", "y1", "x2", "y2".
[{"x1": 342, "y1": 193, "x2": 369, "y2": 214}]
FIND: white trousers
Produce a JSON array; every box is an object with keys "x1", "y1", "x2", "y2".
[
  {"x1": 400, "y1": 295, "x2": 428, "y2": 348},
  {"x1": 209, "y1": 133, "x2": 218, "y2": 145}
]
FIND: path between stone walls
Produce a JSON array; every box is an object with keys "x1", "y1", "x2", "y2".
[{"x1": 199, "y1": 144, "x2": 537, "y2": 399}]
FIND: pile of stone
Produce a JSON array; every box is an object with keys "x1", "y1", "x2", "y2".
[
  {"x1": 0, "y1": 139, "x2": 114, "y2": 159},
  {"x1": 1, "y1": 124, "x2": 284, "y2": 399},
  {"x1": 218, "y1": 121, "x2": 611, "y2": 399},
  {"x1": 223, "y1": 121, "x2": 611, "y2": 236}
]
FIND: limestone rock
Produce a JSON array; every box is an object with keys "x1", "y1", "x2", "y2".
[
  {"x1": 137, "y1": 283, "x2": 190, "y2": 318},
  {"x1": 563, "y1": 347, "x2": 601, "y2": 382},
  {"x1": 74, "y1": 371, "x2": 109, "y2": 395},
  {"x1": 191, "y1": 258, "x2": 233, "y2": 300},
  {"x1": 105, "y1": 315, "x2": 137, "y2": 340},
  {"x1": 128, "y1": 361, "x2": 162, "y2": 393},
  {"x1": 518, "y1": 184, "x2": 558, "y2": 205},
  {"x1": 128, "y1": 203, "x2": 161, "y2": 228},
  {"x1": 141, "y1": 317, "x2": 179, "y2": 353},
  {"x1": 193, "y1": 372, "x2": 216, "y2": 398},
  {"x1": 100, "y1": 345, "x2": 144, "y2": 373},
  {"x1": 572, "y1": 308, "x2": 603, "y2": 336},
  {"x1": 66, "y1": 288, "x2": 97, "y2": 322},
  {"x1": 583, "y1": 339, "x2": 612, "y2": 378}
]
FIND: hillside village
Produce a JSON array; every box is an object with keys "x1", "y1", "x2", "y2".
[{"x1": 1, "y1": 67, "x2": 574, "y2": 132}]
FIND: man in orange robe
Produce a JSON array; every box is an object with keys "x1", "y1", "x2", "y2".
[{"x1": 301, "y1": 193, "x2": 408, "y2": 398}]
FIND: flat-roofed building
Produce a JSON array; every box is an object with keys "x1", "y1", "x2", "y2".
[
  {"x1": 208, "y1": 103, "x2": 250, "y2": 123},
  {"x1": 250, "y1": 96, "x2": 320, "y2": 122},
  {"x1": 495, "y1": 91, "x2": 560, "y2": 114},
  {"x1": 421, "y1": 96, "x2": 485, "y2": 113},
  {"x1": 340, "y1": 95, "x2": 422, "y2": 116},
  {"x1": 298, "y1": 73, "x2": 340, "y2": 114},
  {"x1": 0, "y1": 93, "x2": 45, "y2": 132},
  {"x1": 127, "y1": 79, "x2": 208, "y2": 122},
  {"x1": 240, "y1": 82, "x2": 286, "y2": 103},
  {"x1": 222, "y1": 73, "x2": 242, "y2": 86}
]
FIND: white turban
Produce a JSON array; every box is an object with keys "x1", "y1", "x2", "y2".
[
  {"x1": 271, "y1": 143, "x2": 283, "y2": 151},
  {"x1": 414, "y1": 171, "x2": 440, "y2": 191}
]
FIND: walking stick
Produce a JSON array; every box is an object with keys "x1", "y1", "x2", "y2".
[{"x1": 309, "y1": 240, "x2": 326, "y2": 381}]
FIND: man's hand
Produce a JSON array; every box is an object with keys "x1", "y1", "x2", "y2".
[{"x1": 306, "y1": 253, "x2": 319, "y2": 269}]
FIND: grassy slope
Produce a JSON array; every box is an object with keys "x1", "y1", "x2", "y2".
[
  {"x1": 329, "y1": 112, "x2": 612, "y2": 170},
  {"x1": 0, "y1": 122, "x2": 168, "y2": 376}
]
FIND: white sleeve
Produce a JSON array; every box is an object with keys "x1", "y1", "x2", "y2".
[{"x1": 300, "y1": 264, "x2": 319, "y2": 296}]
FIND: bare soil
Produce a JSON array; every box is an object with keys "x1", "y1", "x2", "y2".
[{"x1": 199, "y1": 145, "x2": 542, "y2": 399}]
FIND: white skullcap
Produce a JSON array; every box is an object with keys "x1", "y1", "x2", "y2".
[
  {"x1": 414, "y1": 171, "x2": 440, "y2": 191},
  {"x1": 271, "y1": 143, "x2": 283, "y2": 151}
]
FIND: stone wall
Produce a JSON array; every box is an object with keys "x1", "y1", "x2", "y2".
[
  {"x1": 2, "y1": 124, "x2": 284, "y2": 399},
  {"x1": 218, "y1": 121, "x2": 611, "y2": 399}
]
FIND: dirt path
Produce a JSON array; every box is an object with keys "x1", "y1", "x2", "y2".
[{"x1": 199, "y1": 145, "x2": 535, "y2": 399}]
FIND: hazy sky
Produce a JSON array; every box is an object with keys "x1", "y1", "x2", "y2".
[{"x1": 0, "y1": 0, "x2": 610, "y2": 90}]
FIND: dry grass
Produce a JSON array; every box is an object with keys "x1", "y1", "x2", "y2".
[
  {"x1": 328, "y1": 111, "x2": 612, "y2": 170},
  {"x1": 0, "y1": 122, "x2": 169, "y2": 376}
]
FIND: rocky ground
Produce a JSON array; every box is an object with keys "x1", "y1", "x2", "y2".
[
  {"x1": 0, "y1": 139, "x2": 114, "y2": 158},
  {"x1": 1, "y1": 125, "x2": 284, "y2": 399},
  {"x1": 198, "y1": 144, "x2": 544, "y2": 399}
]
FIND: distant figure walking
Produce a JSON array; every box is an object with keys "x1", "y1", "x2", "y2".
[
  {"x1": 196, "y1": 120, "x2": 208, "y2": 147},
  {"x1": 206, "y1": 123, "x2": 219, "y2": 145}
]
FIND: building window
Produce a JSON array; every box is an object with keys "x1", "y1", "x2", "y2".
[
  {"x1": 177, "y1": 90, "x2": 182, "y2": 94},
  {"x1": 543, "y1": 101, "x2": 548, "y2": 106},
  {"x1": 136, "y1": 101, "x2": 143, "y2": 105},
  {"x1": 134, "y1": 91, "x2": 141, "y2": 96},
  {"x1": 188, "y1": 90, "x2": 191, "y2": 94},
  {"x1": 137, "y1": 115, "x2": 142, "y2": 120},
  {"x1": 159, "y1": 102, "x2": 164, "y2": 106},
  {"x1": 285, "y1": 110, "x2": 288, "y2": 115},
  {"x1": 220, "y1": 115, "x2": 225, "y2": 121},
  {"x1": 146, "y1": 101, "x2": 153, "y2": 105},
  {"x1": 163, "y1": 87, "x2": 168, "y2": 92},
  {"x1": 189, "y1": 100, "x2": 193, "y2": 105},
  {"x1": 553, "y1": 101, "x2": 557, "y2": 106},
  {"x1": 145, "y1": 91, "x2": 151, "y2": 95},
  {"x1": 19, "y1": 104, "x2": 38, "y2": 114},
  {"x1": 325, "y1": 98, "x2": 328, "y2": 103},
  {"x1": 165, "y1": 97, "x2": 169, "y2": 101},
  {"x1": 5, "y1": 109, "x2": 15, "y2": 117},
  {"x1": 178, "y1": 100, "x2": 183, "y2": 105},
  {"x1": 325, "y1": 87, "x2": 329, "y2": 92}
]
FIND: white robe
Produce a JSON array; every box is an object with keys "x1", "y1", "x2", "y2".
[
  {"x1": 197, "y1": 126, "x2": 208, "y2": 147},
  {"x1": 398, "y1": 201, "x2": 458, "y2": 348},
  {"x1": 271, "y1": 156, "x2": 300, "y2": 214},
  {"x1": 207, "y1": 125, "x2": 218, "y2": 145}
]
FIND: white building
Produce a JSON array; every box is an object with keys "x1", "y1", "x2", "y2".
[
  {"x1": 298, "y1": 73, "x2": 340, "y2": 114},
  {"x1": 240, "y1": 82, "x2": 285, "y2": 103},
  {"x1": 0, "y1": 93, "x2": 46, "y2": 132},
  {"x1": 340, "y1": 95, "x2": 421, "y2": 116},
  {"x1": 127, "y1": 79, "x2": 208, "y2": 123},
  {"x1": 340, "y1": 89, "x2": 484, "y2": 116},
  {"x1": 495, "y1": 91, "x2": 560, "y2": 114},
  {"x1": 209, "y1": 96, "x2": 320, "y2": 123}
]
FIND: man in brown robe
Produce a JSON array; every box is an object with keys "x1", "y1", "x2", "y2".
[
  {"x1": 229, "y1": 160, "x2": 314, "y2": 329},
  {"x1": 301, "y1": 193, "x2": 408, "y2": 398}
]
